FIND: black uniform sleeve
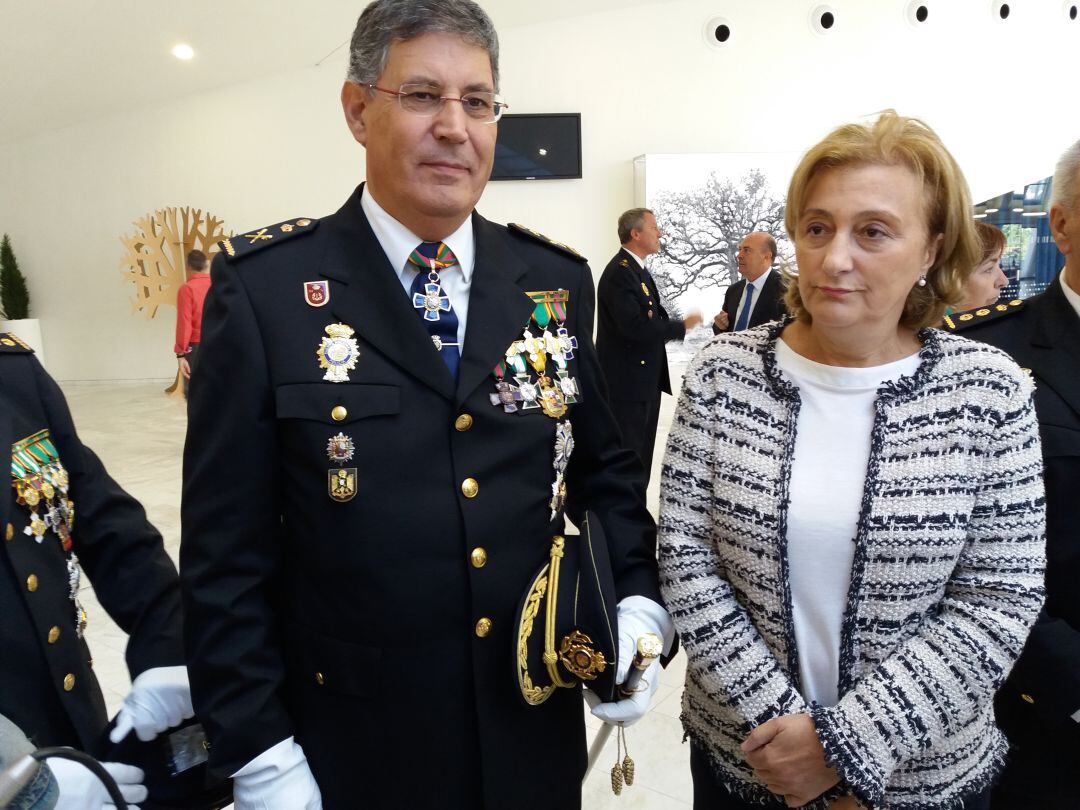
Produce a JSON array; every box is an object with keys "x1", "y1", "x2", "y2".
[
  {"x1": 180, "y1": 255, "x2": 293, "y2": 779},
  {"x1": 598, "y1": 263, "x2": 685, "y2": 345},
  {"x1": 31, "y1": 357, "x2": 184, "y2": 677},
  {"x1": 566, "y1": 264, "x2": 662, "y2": 604}
]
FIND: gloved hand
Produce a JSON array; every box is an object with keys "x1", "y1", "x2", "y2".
[
  {"x1": 109, "y1": 665, "x2": 194, "y2": 743},
  {"x1": 590, "y1": 595, "x2": 674, "y2": 727},
  {"x1": 51, "y1": 756, "x2": 147, "y2": 810},
  {"x1": 232, "y1": 737, "x2": 322, "y2": 810}
]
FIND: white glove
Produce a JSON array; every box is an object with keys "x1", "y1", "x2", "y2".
[
  {"x1": 110, "y1": 665, "x2": 194, "y2": 743},
  {"x1": 590, "y1": 595, "x2": 675, "y2": 727},
  {"x1": 51, "y1": 755, "x2": 147, "y2": 810},
  {"x1": 232, "y1": 737, "x2": 323, "y2": 810}
]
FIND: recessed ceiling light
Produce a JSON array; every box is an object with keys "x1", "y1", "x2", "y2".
[{"x1": 171, "y1": 43, "x2": 195, "y2": 61}]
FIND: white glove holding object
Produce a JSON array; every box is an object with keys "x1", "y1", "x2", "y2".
[
  {"x1": 109, "y1": 665, "x2": 194, "y2": 743},
  {"x1": 590, "y1": 595, "x2": 675, "y2": 726},
  {"x1": 232, "y1": 736, "x2": 322, "y2": 810},
  {"x1": 51, "y1": 756, "x2": 146, "y2": 810}
]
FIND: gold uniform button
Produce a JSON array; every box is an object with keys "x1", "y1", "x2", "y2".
[
  {"x1": 331, "y1": 405, "x2": 348, "y2": 422},
  {"x1": 26, "y1": 574, "x2": 39, "y2": 592},
  {"x1": 1021, "y1": 693, "x2": 1035, "y2": 704},
  {"x1": 315, "y1": 672, "x2": 325, "y2": 686},
  {"x1": 470, "y1": 547, "x2": 488, "y2": 568},
  {"x1": 639, "y1": 360, "x2": 646, "y2": 365},
  {"x1": 455, "y1": 414, "x2": 474, "y2": 432},
  {"x1": 5, "y1": 523, "x2": 12, "y2": 541},
  {"x1": 461, "y1": 478, "x2": 479, "y2": 498},
  {"x1": 475, "y1": 617, "x2": 493, "y2": 637},
  {"x1": 48, "y1": 626, "x2": 61, "y2": 644},
  {"x1": 63, "y1": 674, "x2": 75, "y2": 692}
]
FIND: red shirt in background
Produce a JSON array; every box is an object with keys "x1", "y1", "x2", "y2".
[{"x1": 174, "y1": 272, "x2": 212, "y2": 354}]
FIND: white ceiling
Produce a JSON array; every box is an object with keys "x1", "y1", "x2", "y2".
[{"x1": 0, "y1": 0, "x2": 662, "y2": 145}]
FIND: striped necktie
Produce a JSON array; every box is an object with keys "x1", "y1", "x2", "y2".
[{"x1": 408, "y1": 241, "x2": 460, "y2": 378}]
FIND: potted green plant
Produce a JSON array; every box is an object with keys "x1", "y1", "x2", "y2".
[{"x1": 0, "y1": 234, "x2": 44, "y2": 362}]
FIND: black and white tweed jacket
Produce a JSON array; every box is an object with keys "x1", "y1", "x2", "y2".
[{"x1": 658, "y1": 321, "x2": 1046, "y2": 809}]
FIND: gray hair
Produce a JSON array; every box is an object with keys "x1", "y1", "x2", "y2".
[
  {"x1": 1051, "y1": 139, "x2": 1080, "y2": 211},
  {"x1": 346, "y1": 0, "x2": 500, "y2": 92},
  {"x1": 618, "y1": 208, "x2": 652, "y2": 244}
]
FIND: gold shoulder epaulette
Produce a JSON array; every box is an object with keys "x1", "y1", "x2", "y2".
[
  {"x1": 942, "y1": 298, "x2": 1025, "y2": 331},
  {"x1": 508, "y1": 223, "x2": 587, "y2": 262},
  {"x1": 0, "y1": 332, "x2": 34, "y2": 353},
  {"x1": 219, "y1": 217, "x2": 319, "y2": 263}
]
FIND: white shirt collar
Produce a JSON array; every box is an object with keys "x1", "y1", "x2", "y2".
[
  {"x1": 622, "y1": 247, "x2": 647, "y2": 269},
  {"x1": 360, "y1": 185, "x2": 475, "y2": 282},
  {"x1": 1060, "y1": 268, "x2": 1080, "y2": 320},
  {"x1": 744, "y1": 266, "x2": 772, "y2": 288}
]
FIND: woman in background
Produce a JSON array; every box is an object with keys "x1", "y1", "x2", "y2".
[
  {"x1": 950, "y1": 221, "x2": 1009, "y2": 313},
  {"x1": 659, "y1": 112, "x2": 1045, "y2": 809}
]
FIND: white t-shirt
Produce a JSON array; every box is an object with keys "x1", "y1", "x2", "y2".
[{"x1": 776, "y1": 338, "x2": 921, "y2": 707}]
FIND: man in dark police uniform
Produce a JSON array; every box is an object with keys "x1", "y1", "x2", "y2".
[
  {"x1": 179, "y1": 2, "x2": 673, "y2": 808},
  {"x1": 597, "y1": 208, "x2": 700, "y2": 485},
  {"x1": 946, "y1": 139, "x2": 1080, "y2": 808},
  {"x1": 0, "y1": 334, "x2": 191, "y2": 807}
]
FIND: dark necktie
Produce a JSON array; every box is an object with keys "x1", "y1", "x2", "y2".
[
  {"x1": 734, "y1": 281, "x2": 756, "y2": 332},
  {"x1": 408, "y1": 241, "x2": 460, "y2": 379}
]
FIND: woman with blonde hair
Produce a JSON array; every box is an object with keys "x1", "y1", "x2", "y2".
[
  {"x1": 659, "y1": 112, "x2": 1045, "y2": 809},
  {"x1": 949, "y1": 221, "x2": 1009, "y2": 314}
]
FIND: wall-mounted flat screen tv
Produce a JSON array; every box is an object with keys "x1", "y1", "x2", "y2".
[{"x1": 490, "y1": 113, "x2": 582, "y2": 180}]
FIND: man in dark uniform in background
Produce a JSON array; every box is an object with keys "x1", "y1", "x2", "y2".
[
  {"x1": 0, "y1": 334, "x2": 191, "y2": 807},
  {"x1": 946, "y1": 139, "x2": 1080, "y2": 808},
  {"x1": 711, "y1": 231, "x2": 787, "y2": 334},
  {"x1": 180, "y1": 2, "x2": 673, "y2": 808},
  {"x1": 597, "y1": 208, "x2": 700, "y2": 484}
]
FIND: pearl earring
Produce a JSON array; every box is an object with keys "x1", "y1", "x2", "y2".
[{"x1": 917, "y1": 275, "x2": 927, "y2": 287}]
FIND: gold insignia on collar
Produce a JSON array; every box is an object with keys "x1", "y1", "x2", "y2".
[
  {"x1": 281, "y1": 223, "x2": 294, "y2": 233},
  {"x1": 243, "y1": 228, "x2": 273, "y2": 244},
  {"x1": 222, "y1": 239, "x2": 236, "y2": 257}
]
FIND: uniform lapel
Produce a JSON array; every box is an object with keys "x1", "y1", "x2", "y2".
[
  {"x1": 318, "y1": 190, "x2": 456, "y2": 400},
  {"x1": 1030, "y1": 280, "x2": 1080, "y2": 421},
  {"x1": 455, "y1": 215, "x2": 535, "y2": 406}
]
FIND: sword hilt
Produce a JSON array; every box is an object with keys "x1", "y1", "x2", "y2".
[{"x1": 617, "y1": 633, "x2": 663, "y2": 698}]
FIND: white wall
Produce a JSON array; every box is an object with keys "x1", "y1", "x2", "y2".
[{"x1": 2, "y1": 0, "x2": 1077, "y2": 380}]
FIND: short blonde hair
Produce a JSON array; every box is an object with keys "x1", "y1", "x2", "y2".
[{"x1": 783, "y1": 111, "x2": 981, "y2": 330}]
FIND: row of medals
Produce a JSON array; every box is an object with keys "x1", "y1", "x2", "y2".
[
  {"x1": 11, "y1": 440, "x2": 87, "y2": 637},
  {"x1": 313, "y1": 315, "x2": 579, "y2": 517}
]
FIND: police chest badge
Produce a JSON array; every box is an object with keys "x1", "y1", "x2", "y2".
[
  {"x1": 304, "y1": 280, "x2": 330, "y2": 307},
  {"x1": 317, "y1": 323, "x2": 360, "y2": 382},
  {"x1": 328, "y1": 467, "x2": 357, "y2": 502}
]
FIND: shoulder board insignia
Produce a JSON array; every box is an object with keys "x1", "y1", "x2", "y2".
[
  {"x1": 508, "y1": 223, "x2": 587, "y2": 262},
  {"x1": 942, "y1": 298, "x2": 1025, "y2": 332},
  {"x1": 0, "y1": 332, "x2": 33, "y2": 353},
  {"x1": 219, "y1": 217, "x2": 319, "y2": 263},
  {"x1": 619, "y1": 258, "x2": 629, "y2": 268}
]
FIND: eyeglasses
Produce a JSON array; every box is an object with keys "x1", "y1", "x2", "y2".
[{"x1": 366, "y1": 83, "x2": 509, "y2": 123}]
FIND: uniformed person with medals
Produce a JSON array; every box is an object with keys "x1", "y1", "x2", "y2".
[
  {"x1": 0, "y1": 333, "x2": 194, "y2": 808},
  {"x1": 179, "y1": 2, "x2": 674, "y2": 809}
]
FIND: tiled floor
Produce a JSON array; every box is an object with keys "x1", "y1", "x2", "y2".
[{"x1": 63, "y1": 369, "x2": 692, "y2": 809}]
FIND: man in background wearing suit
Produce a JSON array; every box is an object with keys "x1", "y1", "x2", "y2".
[
  {"x1": 712, "y1": 231, "x2": 786, "y2": 334},
  {"x1": 946, "y1": 139, "x2": 1080, "y2": 809},
  {"x1": 597, "y1": 208, "x2": 701, "y2": 485}
]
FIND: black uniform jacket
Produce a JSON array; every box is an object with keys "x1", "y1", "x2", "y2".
[
  {"x1": 180, "y1": 187, "x2": 661, "y2": 809},
  {"x1": 713, "y1": 269, "x2": 787, "y2": 335},
  {"x1": 596, "y1": 248, "x2": 683, "y2": 401},
  {"x1": 947, "y1": 282, "x2": 1080, "y2": 746},
  {"x1": 0, "y1": 340, "x2": 183, "y2": 752}
]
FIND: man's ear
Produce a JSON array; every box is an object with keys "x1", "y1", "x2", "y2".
[
  {"x1": 341, "y1": 81, "x2": 371, "y2": 146},
  {"x1": 1050, "y1": 203, "x2": 1073, "y2": 256}
]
